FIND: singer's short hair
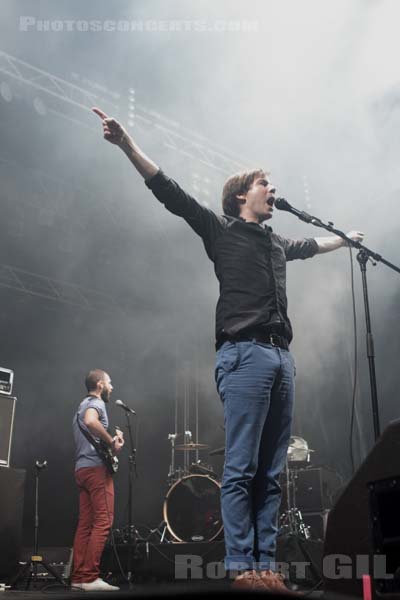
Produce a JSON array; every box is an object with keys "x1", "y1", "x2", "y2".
[
  {"x1": 85, "y1": 369, "x2": 108, "y2": 392},
  {"x1": 222, "y1": 169, "x2": 266, "y2": 217}
]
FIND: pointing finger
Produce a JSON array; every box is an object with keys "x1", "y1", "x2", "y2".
[{"x1": 92, "y1": 106, "x2": 109, "y2": 120}]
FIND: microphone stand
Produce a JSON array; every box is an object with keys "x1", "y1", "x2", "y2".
[
  {"x1": 283, "y1": 209, "x2": 400, "y2": 443},
  {"x1": 10, "y1": 461, "x2": 66, "y2": 590},
  {"x1": 124, "y1": 411, "x2": 137, "y2": 588}
]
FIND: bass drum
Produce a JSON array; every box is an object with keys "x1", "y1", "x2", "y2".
[{"x1": 163, "y1": 474, "x2": 223, "y2": 542}]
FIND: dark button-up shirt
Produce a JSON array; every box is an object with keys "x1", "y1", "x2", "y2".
[{"x1": 145, "y1": 170, "x2": 319, "y2": 343}]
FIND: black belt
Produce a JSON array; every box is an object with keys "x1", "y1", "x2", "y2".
[{"x1": 216, "y1": 331, "x2": 289, "y2": 351}]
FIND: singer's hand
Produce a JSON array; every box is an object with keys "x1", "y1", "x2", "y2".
[
  {"x1": 345, "y1": 230, "x2": 365, "y2": 244},
  {"x1": 92, "y1": 107, "x2": 159, "y2": 179},
  {"x1": 92, "y1": 107, "x2": 129, "y2": 147}
]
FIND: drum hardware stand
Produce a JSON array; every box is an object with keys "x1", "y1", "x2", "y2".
[
  {"x1": 124, "y1": 410, "x2": 138, "y2": 587},
  {"x1": 148, "y1": 520, "x2": 171, "y2": 544},
  {"x1": 167, "y1": 433, "x2": 178, "y2": 485},
  {"x1": 280, "y1": 460, "x2": 310, "y2": 539},
  {"x1": 10, "y1": 461, "x2": 67, "y2": 590},
  {"x1": 183, "y1": 430, "x2": 192, "y2": 473},
  {"x1": 158, "y1": 522, "x2": 169, "y2": 543},
  {"x1": 279, "y1": 460, "x2": 321, "y2": 588}
]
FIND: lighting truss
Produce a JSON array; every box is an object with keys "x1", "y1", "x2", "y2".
[
  {"x1": 0, "y1": 51, "x2": 250, "y2": 310},
  {"x1": 0, "y1": 50, "x2": 116, "y2": 114},
  {"x1": 0, "y1": 50, "x2": 249, "y2": 175},
  {"x1": 0, "y1": 263, "x2": 119, "y2": 314},
  {"x1": 134, "y1": 104, "x2": 248, "y2": 175}
]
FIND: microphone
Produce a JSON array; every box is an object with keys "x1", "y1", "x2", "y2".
[
  {"x1": 115, "y1": 399, "x2": 136, "y2": 415},
  {"x1": 275, "y1": 198, "x2": 314, "y2": 224}
]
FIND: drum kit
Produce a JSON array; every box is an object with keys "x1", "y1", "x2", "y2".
[
  {"x1": 161, "y1": 432, "x2": 314, "y2": 543},
  {"x1": 162, "y1": 430, "x2": 223, "y2": 543}
]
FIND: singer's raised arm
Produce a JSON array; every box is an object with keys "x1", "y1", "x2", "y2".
[{"x1": 92, "y1": 107, "x2": 224, "y2": 257}]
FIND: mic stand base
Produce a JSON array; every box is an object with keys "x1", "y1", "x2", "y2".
[
  {"x1": 9, "y1": 463, "x2": 67, "y2": 590},
  {"x1": 9, "y1": 556, "x2": 66, "y2": 590}
]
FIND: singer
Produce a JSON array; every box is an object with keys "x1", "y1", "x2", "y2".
[
  {"x1": 92, "y1": 108, "x2": 363, "y2": 592},
  {"x1": 71, "y1": 369, "x2": 124, "y2": 592}
]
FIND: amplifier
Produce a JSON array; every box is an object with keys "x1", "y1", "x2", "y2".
[
  {"x1": 0, "y1": 393, "x2": 17, "y2": 467},
  {"x1": 0, "y1": 367, "x2": 13, "y2": 395},
  {"x1": 281, "y1": 467, "x2": 343, "y2": 513},
  {"x1": 302, "y1": 510, "x2": 330, "y2": 540},
  {"x1": 276, "y1": 535, "x2": 323, "y2": 587},
  {"x1": 0, "y1": 467, "x2": 26, "y2": 579},
  {"x1": 369, "y1": 475, "x2": 400, "y2": 594}
]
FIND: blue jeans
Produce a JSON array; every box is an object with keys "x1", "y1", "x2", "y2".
[{"x1": 215, "y1": 340, "x2": 295, "y2": 572}]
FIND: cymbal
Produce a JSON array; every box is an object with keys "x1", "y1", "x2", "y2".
[
  {"x1": 176, "y1": 443, "x2": 209, "y2": 451},
  {"x1": 209, "y1": 446, "x2": 225, "y2": 456}
]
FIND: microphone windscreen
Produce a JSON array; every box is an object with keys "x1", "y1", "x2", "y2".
[{"x1": 275, "y1": 197, "x2": 291, "y2": 211}]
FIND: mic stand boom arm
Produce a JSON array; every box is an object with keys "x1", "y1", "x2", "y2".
[
  {"x1": 289, "y1": 209, "x2": 400, "y2": 443},
  {"x1": 305, "y1": 214, "x2": 400, "y2": 272}
]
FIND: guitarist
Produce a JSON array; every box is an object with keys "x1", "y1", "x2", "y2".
[{"x1": 71, "y1": 369, "x2": 124, "y2": 592}]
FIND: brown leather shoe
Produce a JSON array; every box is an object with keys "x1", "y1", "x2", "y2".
[
  {"x1": 260, "y1": 569, "x2": 298, "y2": 594},
  {"x1": 231, "y1": 570, "x2": 266, "y2": 591}
]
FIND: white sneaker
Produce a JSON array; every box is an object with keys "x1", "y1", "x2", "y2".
[
  {"x1": 71, "y1": 582, "x2": 84, "y2": 590},
  {"x1": 80, "y1": 578, "x2": 120, "y2": 592}
]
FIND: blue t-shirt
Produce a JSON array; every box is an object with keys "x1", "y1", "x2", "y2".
[{"x1": 73, "y1": 396, "x2": 109, "y2": 471}]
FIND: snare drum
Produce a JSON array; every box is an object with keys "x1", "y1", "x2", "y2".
[
  {"x1": 189, "y1": 461, "x2": 215, "y2": 477},
  {"x1": 163, "y1": 474, "x2": 223, "y2": 542}
]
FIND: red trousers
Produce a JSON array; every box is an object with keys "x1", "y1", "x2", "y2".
[{"x1": 71, "y1": 465, "x2": 114, "y2": 583}]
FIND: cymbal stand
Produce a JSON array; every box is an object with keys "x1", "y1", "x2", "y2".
[
  {"x1": 167, "y1": 433, "x2": 178, "y2": 485},
  {"x1": 154, "y1": 431, "x2": 181, "y2": 545},
  {"x1": 279, "y1": 461, "x2": 323, "y2": 588},
  {"x1": 183, "y1": 430, "x2": 192, "y2": 474},
  {"x1": 280, "y1": 461, "x2": 310, "y2": 538},
  {"x1": 195, "y1": 363, "x2": 199, "y2": 464}
]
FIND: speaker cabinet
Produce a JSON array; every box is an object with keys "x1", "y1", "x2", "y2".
[
  {"x1": 302, "y1": 510, "x2": 329, "y2": 540},
  {"x1": 280, "y1": 467, "x2": 342, "y2": 513},
  {"x1": 0, "y1": 467, "x2": 26, "y2": 579},
  {"x1": 0, "y1": 393, "x2": 16, "y2": 467},
  {"x1": 323, "y1": 419, "x2": 400, "y2": 598},
  {"x1": 277, "y1": 535, "x2": 324, "y2": 588}
]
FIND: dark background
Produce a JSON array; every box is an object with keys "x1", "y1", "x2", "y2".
[{"x1": 0, "y1": 0, "x2": 399, "y2": 546}]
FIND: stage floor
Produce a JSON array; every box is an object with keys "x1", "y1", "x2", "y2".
[{"x1": 0, "y1": 581, "x2": 352, "y2": 599}]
